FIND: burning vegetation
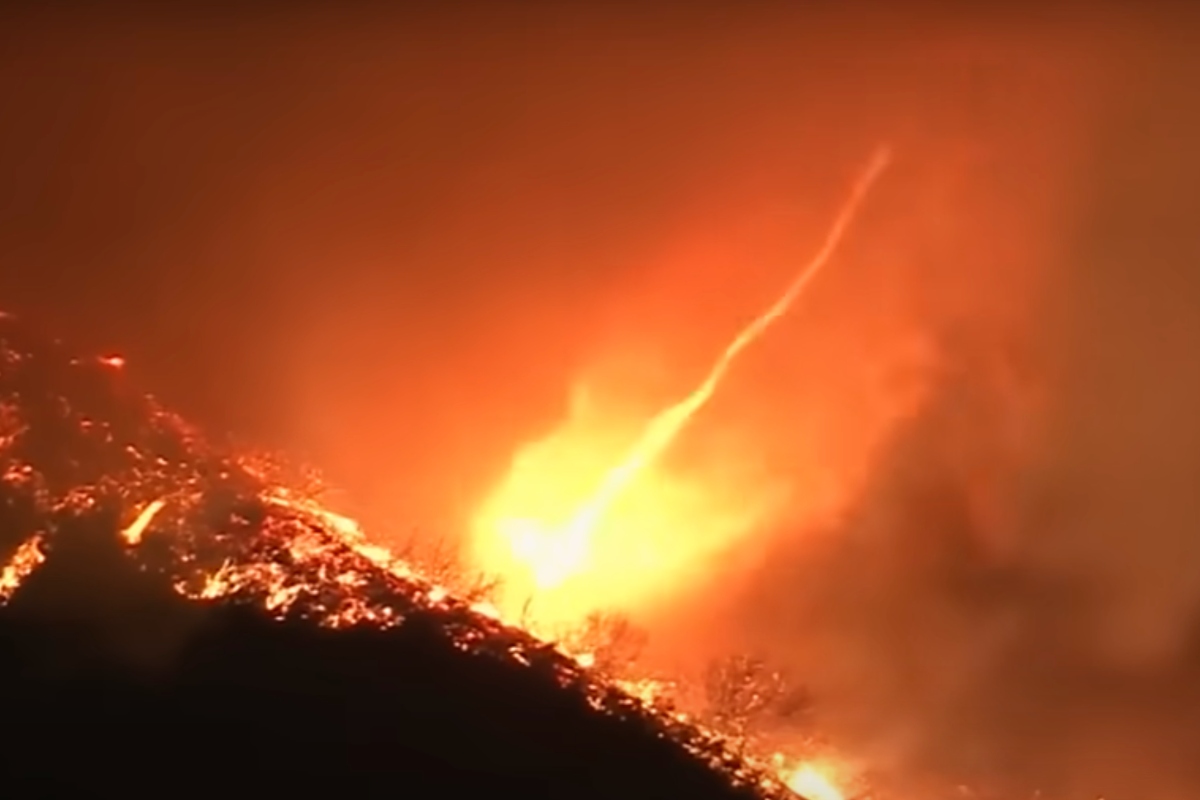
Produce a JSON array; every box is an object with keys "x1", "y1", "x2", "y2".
[{"x1": 0, "y1": 314, "x2": 850, "y2": 797}]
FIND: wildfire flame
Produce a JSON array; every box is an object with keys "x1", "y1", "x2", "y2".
[
  {"x1": 0, "y1": 316, "x2": 859, "y2": 800},
  {"x1": 470, "y1": 145, "x2": 892, "y2": 629}
]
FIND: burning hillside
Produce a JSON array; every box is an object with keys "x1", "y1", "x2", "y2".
[{"x1": 0, "y1": 312, "x2": 845, "y2": 798}]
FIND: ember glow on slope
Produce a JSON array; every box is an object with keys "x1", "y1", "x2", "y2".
[
  {"x1": 469, "y1": 147, "x2": 892, "y2": 630},
  {"x1": 0, "y1": 327, "x2": 852, "y2": 799}
]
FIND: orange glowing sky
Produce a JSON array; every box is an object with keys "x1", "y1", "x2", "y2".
[{"x1": 0, "y1": 1, "x2": 1114, "y2": 647}]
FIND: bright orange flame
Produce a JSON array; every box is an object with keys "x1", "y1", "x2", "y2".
[
  {"x1": 472, "y1": 398, "x2": 789, "y2": 627},
  {"x1": 0, "y1": 534, "x2": 46, "y2": 603},
  {"x1": 470, "y1": 146, "x2": 892, "y2": 629}
]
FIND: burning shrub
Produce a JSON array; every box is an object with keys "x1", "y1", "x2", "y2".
[
  {"x1": 375, "y1": 527, "x2": 499, "y2": 604},
  {"x1": 702, "y1": 654, "x2": 814, "y2": 742},
  {"x1": 560, "y1": 610, "x2": 649, "y2": 677}
]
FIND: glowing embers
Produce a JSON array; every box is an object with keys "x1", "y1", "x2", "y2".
[
  {"x1": 0, "y1": 313, "x2": 857, "y2": 800},
  {"x1": 97, "y1": 355, "x2": 126, "y2": 369}
]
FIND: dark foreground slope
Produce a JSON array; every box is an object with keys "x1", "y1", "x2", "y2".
[{"x1": 0, "y1": 314, "x2": 792, "y2": 799}]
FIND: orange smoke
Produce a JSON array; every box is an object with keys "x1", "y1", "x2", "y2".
[{"x1": 468, "y1": 146, "x2": 892, "y2": 631}]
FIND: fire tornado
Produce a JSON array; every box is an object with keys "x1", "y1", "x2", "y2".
[
  {"x1": 471, "y1": 145, "x2": 893, "y2": 629},
  {"x1": 0, "y1": 314, "x2": 839, "y2": 799}
]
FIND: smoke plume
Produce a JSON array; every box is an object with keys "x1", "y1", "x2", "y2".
[{"x1": 681, "y1": 20, "x2": 1200, "y2": 800}]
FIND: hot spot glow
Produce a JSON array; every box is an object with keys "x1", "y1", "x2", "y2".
[
  {"x1": 782, "y1": 763, "x2": 846, "y2": 800},
  {"x1": 469, "y1": 146, "x2": 892, "y2": 632}
]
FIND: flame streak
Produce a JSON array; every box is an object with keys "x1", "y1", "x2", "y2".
[
  {"x1": 120, "y1": 498, "x2": 166, "y2": 545},
  {"x1": 0, "y1": 534, "x2": 46, "y2": 603},
  {"x1": 522, "y1": 145, "x2": 893, "y2": 589}
]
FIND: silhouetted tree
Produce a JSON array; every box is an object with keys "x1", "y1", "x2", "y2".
[
  {"x1": 702, "y1": 654, "x2": 813, "y2": 743},
  {"x1": 562, "y1": 611, "x2": 648, "y2": 677}
]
